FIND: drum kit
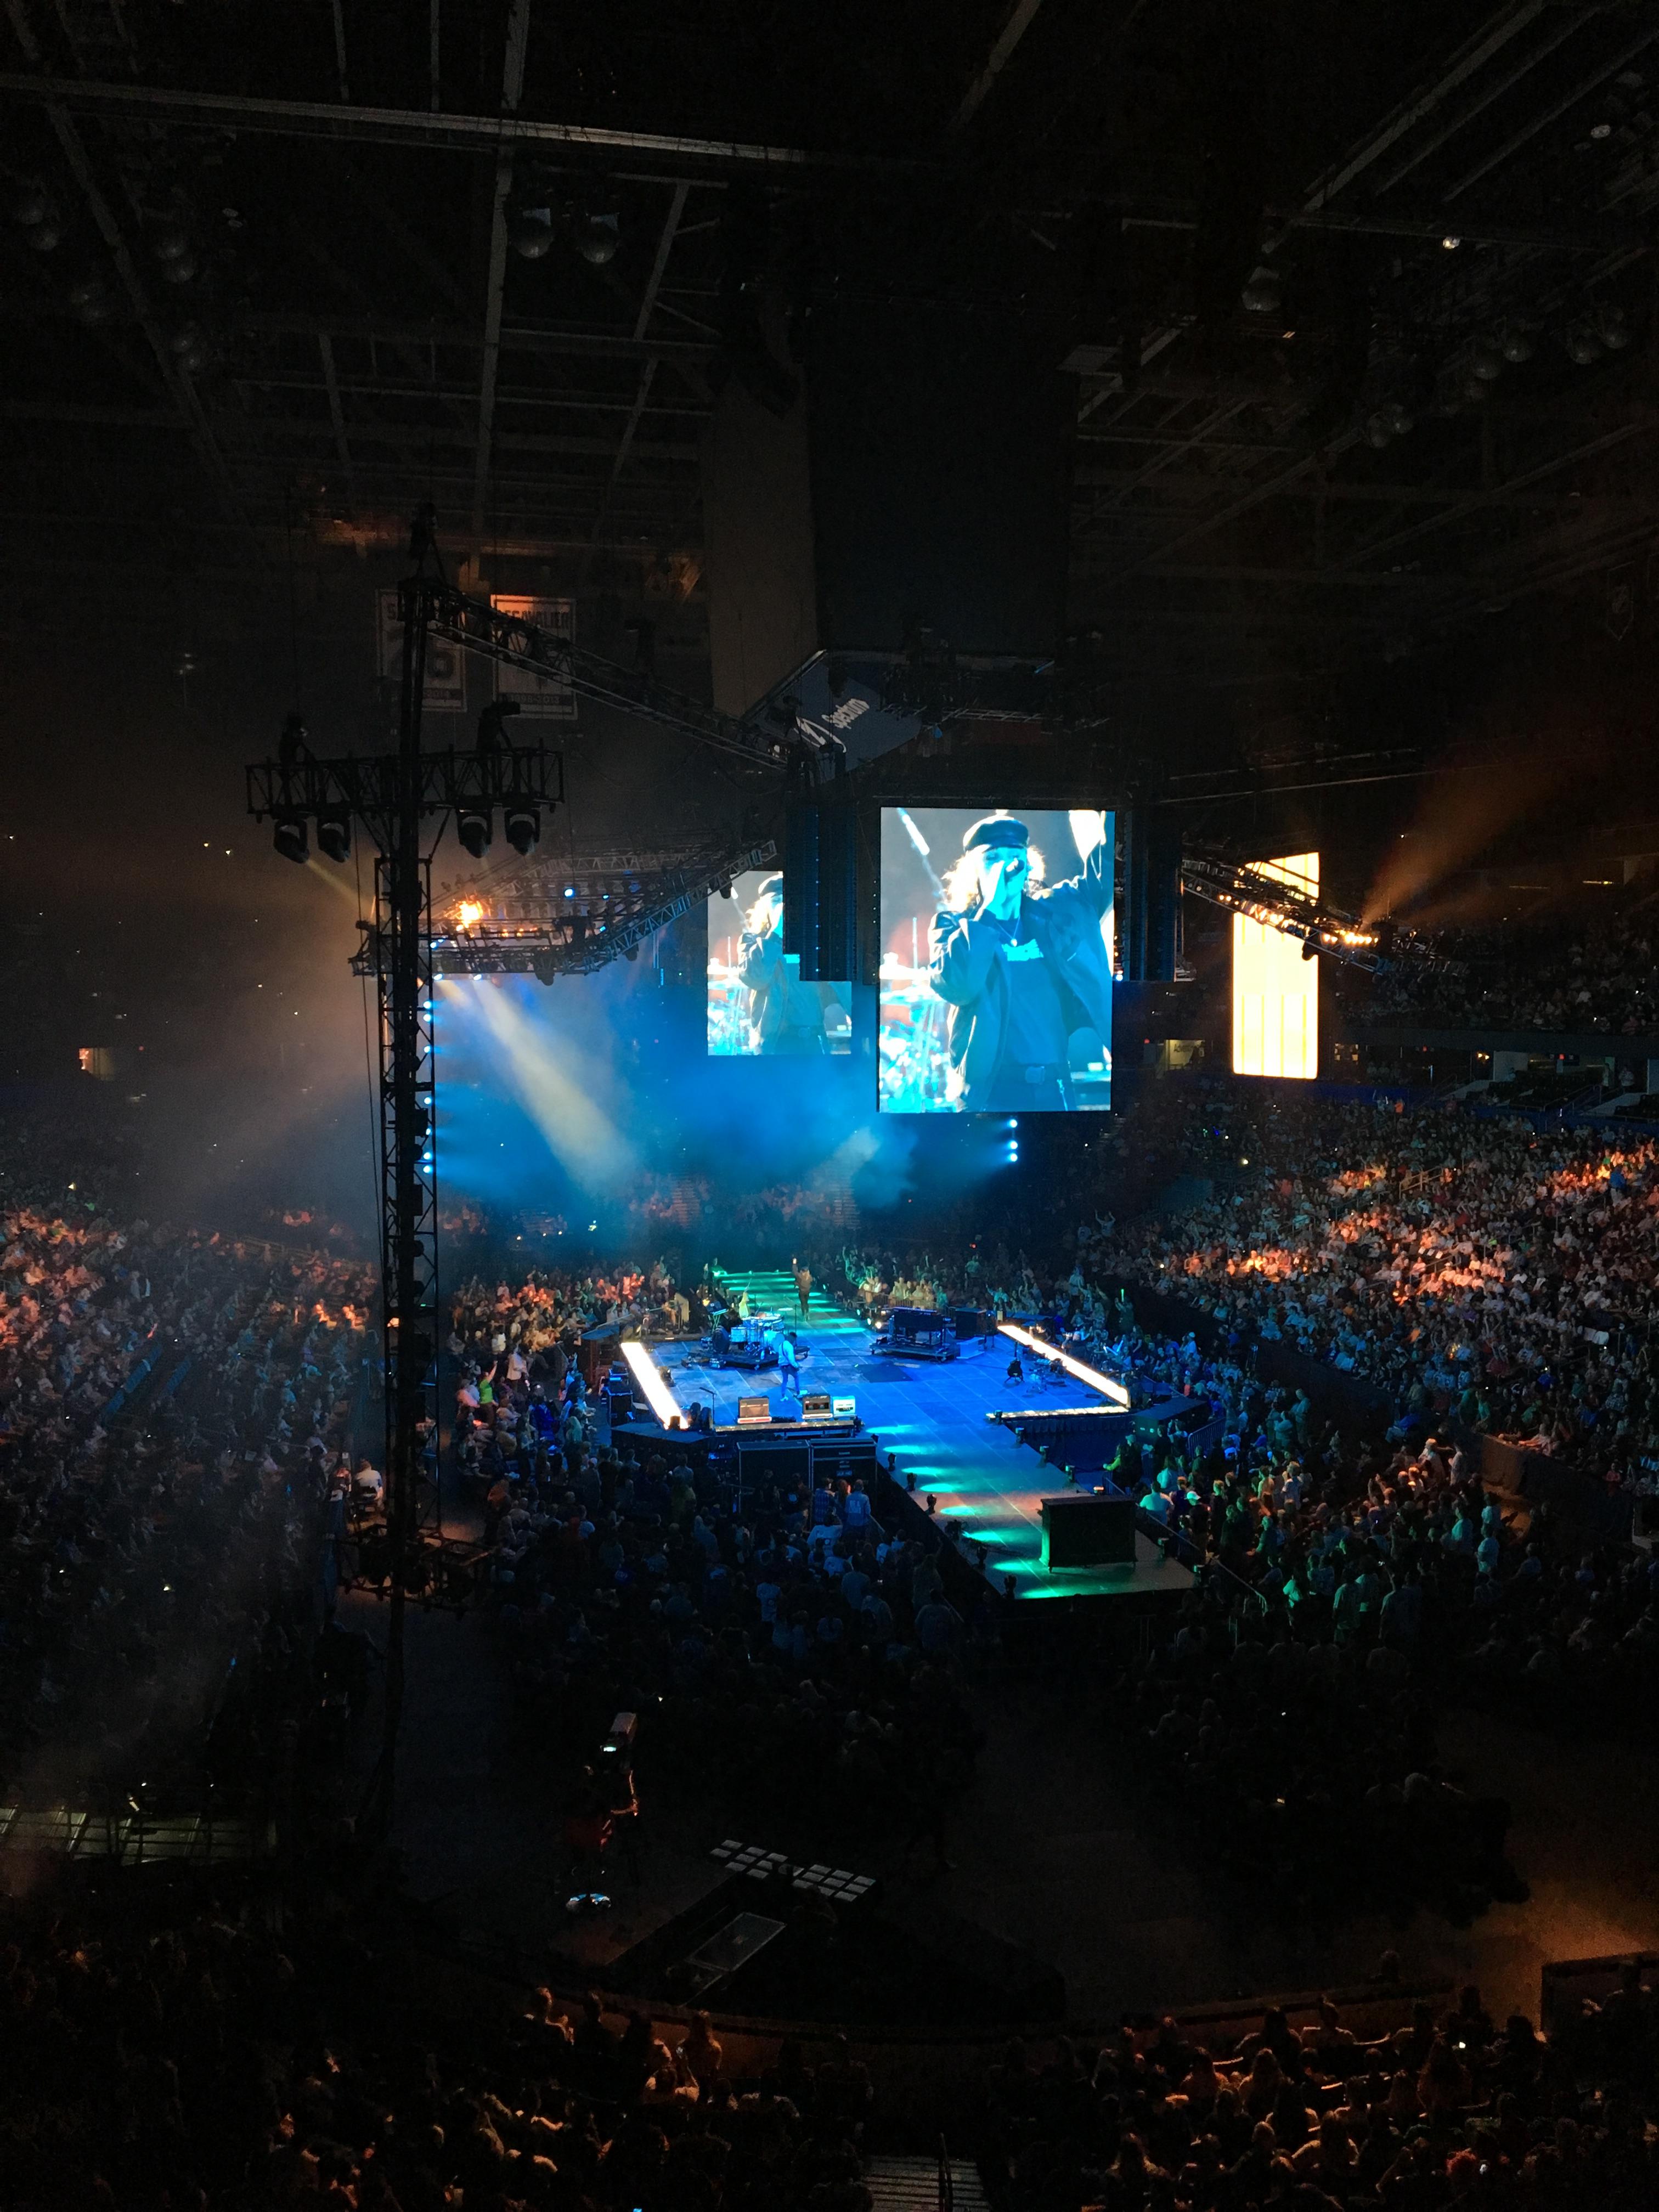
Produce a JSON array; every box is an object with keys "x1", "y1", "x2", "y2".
[
  {"x1": 711, "y1": 1314, "x2": 789, "y2": 1370},
  {"x1": 707, "y1": 954, "x2": 755, "y2": 1057},
  {"x1": 877, "y1": 956, "x2": 953, "y2": 1113}
]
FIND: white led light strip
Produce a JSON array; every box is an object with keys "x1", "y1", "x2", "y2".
[
  {"x1": 996, "y1": 1322, "x2": 1131, "y2": 1407},
  {"x1": 620, "y1": 1339, "x2": 686, "y2": 1429}
]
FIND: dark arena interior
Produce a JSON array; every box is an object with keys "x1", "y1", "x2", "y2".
[{"x1": 12, "y1": 4, "x2": 1659, "y2": 2207}]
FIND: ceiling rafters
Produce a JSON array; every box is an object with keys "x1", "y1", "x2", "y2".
[
  {"x1": 586, "y1": 179, "x2": 690, "y2": 565},
  {"x1": 4, "y1": 0, "x2": 262, "y2": 556}
]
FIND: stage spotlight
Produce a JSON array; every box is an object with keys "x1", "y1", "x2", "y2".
[
  {"x1": 457, "y1": 806, "x2": 493, "y2": 858},
  {"x1": 574, "y1": 207, "x2": 619, "y2": 264},
  {"x1": 509, "y1": 205, "x2": 554, "y2": 259},
  {"x1": 1301, "y1": 936, "x2": 1318, "y2": 962},
  {"x1": 503, "y1": 802, "x2": 540, "y2": 855},
  {"x1": 531, "y1": 952, "x2": 560, "y2": 985},
  {"x1": 315, "y1": 811, "x2": 351, "y2": 864},
  {"x1": 13, "y1": 180, "x2": 63, "y2": 251},
  {"x1": 273, "y1": 815, "x2": 309, "y2": 864}
]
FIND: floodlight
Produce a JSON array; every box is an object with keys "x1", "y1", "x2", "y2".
[
  {"x1": 504, "y1": 802, "x2": 540, "y2": 855},
  {"x1": 273, "y1": 816, "x2": 309, "y2": 864},
  {"x1": 457, "y1": 807, "x2": 493, "y2": 858},
  {"x1": 316, "y1": 811, "x2": 351, "y2": 864}
]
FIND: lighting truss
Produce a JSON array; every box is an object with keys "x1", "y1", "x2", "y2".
[
  {"x1": 413, "y1": 837, "x2": 780, "y2": 978},
  {"x1": 246, "y1": 743, "x2": 563, "y2": 840},
  {"x1": 1179, "y1": 852, "x2": 1460, "y2": 976}
]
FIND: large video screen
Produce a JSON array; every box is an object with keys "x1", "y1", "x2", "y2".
[
  {"x1": 707, "y1": 870, "x2": 853, "y2": 1056},
  {"x1": 879, "y1": 806, "x2": 1114, "y2": 1113},
  {"x1": 1232, "y1": 851, "x2": 1319, "y2": 1080}
]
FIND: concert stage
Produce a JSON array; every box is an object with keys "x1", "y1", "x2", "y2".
[{"x1": 623, "y1": 1272, "x2": 1194, "y2": 1609}]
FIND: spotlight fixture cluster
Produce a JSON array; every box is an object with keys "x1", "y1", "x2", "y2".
[
  {"x1": 253, "y1": 697, "x2": 561, "y2": 870},
  {"x1": 507, "y1": 184, "x2": 620, "y2": 268}
]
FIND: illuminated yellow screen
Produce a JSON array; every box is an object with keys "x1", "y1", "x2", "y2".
[{"x1": 1232, "y1": 852, "x2": 1319, "y2": 1079}]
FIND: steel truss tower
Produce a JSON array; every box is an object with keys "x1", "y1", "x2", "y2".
[{"x1": 246, "y1": 512, "x2": 817, "y2": 1840}]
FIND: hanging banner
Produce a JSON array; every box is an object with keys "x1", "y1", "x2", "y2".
[
  {"x1": 376, "y1": 586, "x2": 467, "y2": 712},
  {"x1": 490, "y1": 594, "x2": 577, "y2": 720}
]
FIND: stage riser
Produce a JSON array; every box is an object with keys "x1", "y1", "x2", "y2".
[{"x1": 1007, "y1": 1410, "x2": 1133, "y2": 1472}]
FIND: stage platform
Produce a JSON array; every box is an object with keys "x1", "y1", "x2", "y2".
[{"x1": 621, "y1": 1270, "x2": 1192, "y2": 1607}]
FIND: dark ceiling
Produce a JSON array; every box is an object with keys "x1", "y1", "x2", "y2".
[{"x1": 2, "y1": 0, "x2": 1657, "y2": 687}]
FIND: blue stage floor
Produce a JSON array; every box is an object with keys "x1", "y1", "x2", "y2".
[{"x1": 658, "y1": 1272, "x2": 1191, "y2": 1605}]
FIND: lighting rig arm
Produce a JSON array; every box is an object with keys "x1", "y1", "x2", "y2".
[
  {"x1": 1179, "y1": 852, "x2": 1460, "y2": 976},
  {"x1": 415, "y1": 836, "x2": 781, "y2": 979},
  {"x1": 421, "y1": 582, "x2": 832, "y2": 774}
]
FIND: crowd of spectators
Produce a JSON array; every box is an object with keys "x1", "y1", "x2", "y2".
[
  {"x1": 5, "y1": 1857, "x2": 1658, "y2": 2210},
  {"x1": 449, "y1": 1263, "x2": 693, "y2": 1361},
  {"x1": 7, "y1": 1022, "x2": 1659, "y2": 2203},
  {"x1": 1079, "y1": 1086, "x2": 1659, "y2": 1487},
  {"x1": 455, "y1": 1339, "x2": 987, "y2": 1853},
  {"x1": 985, "y1": 1977, "x2": 1659, "y2": 2210},
  {"x1": 755, "y1": 1082, "x2": 1659, "y2": 1494},
  {"x1": 0, "y1": 1872, "x2": 885, "y2": 2211},
  {"x1": 0, "y1": 1104, "x2": 376, "y2": 1819},
  {"x1": 1345, "y1": 882, "x2": 1659, "y2": 1036}
]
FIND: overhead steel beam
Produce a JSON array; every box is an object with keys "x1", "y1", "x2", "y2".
[
  {"x1": 317, "y1": 332, "x2": 357, "y2": 511},
  {"x1": 1302, "y1": 1, "x2": 1549, "y2": 211},
  {"x1": 0, "y1": 71, "x2": 919, "y2": 178},
  {"x1": 1075, "y1": 397, "x2": 1254, "y2": 528},
  {"x1": 947, "y1": 0, "x2": 1047, "y2": 135},
  {"x1": 1073, "y1": 470, "x2": 1644, "y2": 513},
  {"x1": 471, "y1": 0, "x2": 532, "y2": 560},
  {"x1": 224, "y1": 371, "x2": 707, "y2": 419},
  {"x1": 1338, "y1": 416, "x2": 1659, "y2": 568},
  {"x1": 216, "y1": 401, "x2": 700, "y2": 462},
  {"x1": 1121, "y1": 196, "x2": 1638, "y2": 255},
  {"x1": 231, "y1": 310, "x2": 715, "y2": 366},
  {"x1": 0, "y1": 398, "x2": 187, "y2": 427},
  {"x1": 1442, "y1": 20, "x2": 1659, "y2": 203},
  {"x1": 1368, "y1": 4, "x2": 1602, "y2": 196},
  {"x1": 1090, "y1": 428, "x2": 1363, "y2": 585},
  {"x1": 589, "y1": 179, "x2": 689, "y2": 558}
]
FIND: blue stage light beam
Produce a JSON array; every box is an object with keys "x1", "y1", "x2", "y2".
[{"x1": 440, "y1": 976, "x2": 639, "y2": 1192}]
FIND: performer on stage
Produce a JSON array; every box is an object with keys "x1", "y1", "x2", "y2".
[
  {"x1": 928, "y1": 811, "x2": 1112, "y2": 1112},
  {"x1": 778, "y1": 1334, "x2": 805, "y2": 1397}
]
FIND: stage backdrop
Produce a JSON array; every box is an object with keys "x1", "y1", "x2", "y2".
[
  {"x1": 879, "y1": 806, "x2": 1114, "y2": 1114},
  {"x1": 708, "y1": 870, "x2": 853, "y2": 1057}
]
